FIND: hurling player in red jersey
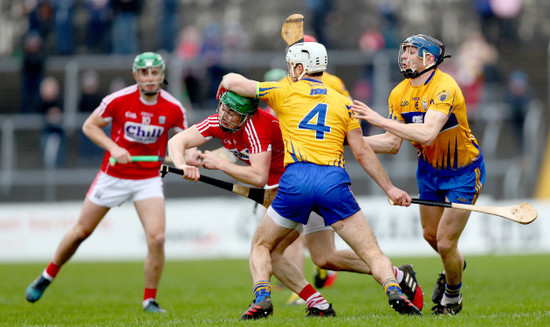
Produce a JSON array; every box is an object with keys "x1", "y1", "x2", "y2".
[
  {"x1": 25, "y1": 52, "x2": 195, "y2": 313},
  {"x1": 168, "y1": 91, "x2": 423, "y2": 318}
]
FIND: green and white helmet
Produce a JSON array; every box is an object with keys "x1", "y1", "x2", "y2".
[
  {"x1": 217, "y1": 91, "x2": 259, "y2": 133},
  {"x1": 133, "y1": 52, "x2": 165, "y2": 74}
]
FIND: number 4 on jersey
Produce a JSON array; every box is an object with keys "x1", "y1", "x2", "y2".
[{"x1": 298, "y1": 103, "x2": 331, "y2": 140}]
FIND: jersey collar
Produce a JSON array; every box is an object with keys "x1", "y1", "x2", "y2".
[
  {"x1": 424, "y1": 70, "x2": 436, "y2": 85},
  {"x1": 302, "y1": 78, "x2": 323, "y2": 84}
]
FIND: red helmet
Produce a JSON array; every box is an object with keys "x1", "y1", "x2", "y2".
[{"x1": 303, "y1": 34, "x2": 317, "y2": 42}]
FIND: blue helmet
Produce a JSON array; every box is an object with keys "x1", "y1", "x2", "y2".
[{"x1": 398, "y1": 34, "x2": 450, "y2": 78}]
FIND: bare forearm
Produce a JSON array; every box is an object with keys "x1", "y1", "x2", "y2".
[
  {"x1": 217, "y1": 161, "x2": 266, "y2": 188},
  {"x1": 167, "y1": 135, "x2": 187, "y2": 168},
  {"x1": 356, "y1": 145, "x2": 394, "y2": 193},
  {"x1": 364, "y1": 133, "x2": 399, "y2": 154},
  {"x1": 377, "y1": 119, "x2": 429, "y2": 145},
  {"x1": 82, "y1": 123, "x2": 117, "y2": 152},
  {"x1": 221, "y1": 73, "x2": 257, "y2": 98}
]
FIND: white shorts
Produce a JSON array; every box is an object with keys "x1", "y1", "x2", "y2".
[
  {"x1": 87, "y1": 172, "x2": 164, "y2": 208},
  {"x1": 267, "y1": 206, "x2": 333, "y2": 235}
]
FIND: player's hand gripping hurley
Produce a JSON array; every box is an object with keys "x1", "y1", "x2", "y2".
[
  {"x1": 390, "y1": 198, "x2": 537, "y2": 224},
  {"x1": 160, "y1": 164, "x2": 276, "y2": 208}
]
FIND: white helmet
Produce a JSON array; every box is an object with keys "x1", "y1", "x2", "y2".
[{"x1": 285, "y1": 42, "x2": 327, "y2": 80}]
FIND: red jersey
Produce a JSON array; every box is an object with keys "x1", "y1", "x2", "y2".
[
  {"x1": 195, "y1": 109, "x2": 285, "y2": 187},
  {"x1": 95, "y1": 85, "x2": 187, "y2": 179}
]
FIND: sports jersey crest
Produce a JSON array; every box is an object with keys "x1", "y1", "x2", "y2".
[{"x1": 437, "y1": 90, "x2": 450, "y2": 102}]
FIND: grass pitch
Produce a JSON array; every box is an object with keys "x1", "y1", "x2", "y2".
[{"x1": 2, "y1": 254, "x2": 550, "y2": 326}]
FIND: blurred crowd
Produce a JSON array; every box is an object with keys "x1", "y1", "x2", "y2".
[{"x1": 1, "y1": 0, "x2": 541, "y2": 168}]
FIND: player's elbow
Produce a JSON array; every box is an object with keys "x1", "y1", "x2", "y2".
[
  {"x1": 81, "y1": 119, "x2": 93, "y2": 137},
  {"x1": 167, "y1": 136, "x2": 179, "y2": 152},
  {"x1": 420, "y1": 134, "x2": 437, "y2": 146},
  {"x1": 387, "y1": 139, "x2": 402, "y2": 154},
  {"x1": 252, "y1": 175, "x2": 268, "y2": 188},
  {"x1": 418, "y1": 126, "x2": 440, "y2": 146}
]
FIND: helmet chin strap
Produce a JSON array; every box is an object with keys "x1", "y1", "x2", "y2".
[
  {"x1": 402, "y1": 52, "x2": 451, "y2": 79},
  {"x1": 401, "y1": 67, "x2": 433, "y2": 79},
  {"x1": 138, "y1": 81, "x2": 162, "y2": 96}
]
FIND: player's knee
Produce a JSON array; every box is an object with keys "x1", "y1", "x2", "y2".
[
  {"x1": 311, "y1": 255, "x2": 336, "y2": 270},
  {"x1": 147, "y1": 232, "x2": 165, "y2": 248},
  {"x1": 423, "y1": 229, "x2": 437, "y2": 247},
  {"x1": 73, "y1": 226, "x2": 94, "y2": 242},
  {"x1": 436, "y1": 238, "x2": 457, "y2": 257}
]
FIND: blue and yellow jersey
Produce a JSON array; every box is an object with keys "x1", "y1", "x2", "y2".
[
  {"x1": 388, "y1": 69, "x2": 482, "y2": 172},
  {"x1": 278, "y1": 72, "x2": 350, "y2": 98},
  {"x1": 258, "y1": 78, "x2": 360, "y2": 168}
]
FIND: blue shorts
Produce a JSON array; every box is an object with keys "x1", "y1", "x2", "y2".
[
  {"x1": 417, "y1": 159, "x2": 486, "y2": 204},
  {"x1": 270, "y1": 162, "x2": 361, "y2": 226}
]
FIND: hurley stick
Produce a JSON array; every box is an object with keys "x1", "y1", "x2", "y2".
[{"x1": 281, "y1": 14, "x2": 304, "y2": 46}]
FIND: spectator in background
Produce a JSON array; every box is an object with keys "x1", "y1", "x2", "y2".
[
  {"x1": 223, "y1": 20, "x2": 250, "y2": 56},
  {"x1": 377, "y1": 0, "x2": 401, "y2": 49},
  {"x1": 38, "y1": 76, "x2": 65, "y2": 168},
  {"x1": 351, "y1": 78, "x2": 372, "y2": 136},
  {"x1": 489, "y1": 0, "x2": 523, "y2": 49},
  {"x1": 109, "y1": 77, "x2": 126, "y2": 93},
  {"x1": 53, "y1": 0, "x2": 75, "y2": 55},
  {"x1": 472, "y1": 0, "x2": 497, "y2": 44},
  {"x1": 506, "y1": 70, "x2": 532, "y2": 153},
  {"x1": 79, "y1": 70, "x2": 103, "y2": 113},
  {"x1": 452, "y1": 32, "x2": 499, "y2": 118},
  {"x1": 78, "y1": 70, "x2": 104, "y2": 163},
  {"x1": 22, "y1": 0, "x2": 54, "y2": 52},
  {"x1": 357, "y1": 26, "x2": 385, "y2": 136},
  {"x1": 177, "y1": 25, "x2": 205, "y2": 109},
  {"x1": 158, "y1": 0, "x2": 178, "y2": 52},
  {"x1": 85, "y1": 0, "x2": 111, "y2": 54},
  {"x1": 472, "y1": 0, "x2": 523, "y2": 49},
  {"x1": 201, "y1": 23, "x2": 225, "y2": 109},
  {"x1": 21, "y1": 31, "x2": 46, "y2": 113},
  {"x1": 111, "y1": 0, "x2": 141, "y2": 54},
  {"x1": 306, "y1": 0, "x2": 334, "y2": 47}
]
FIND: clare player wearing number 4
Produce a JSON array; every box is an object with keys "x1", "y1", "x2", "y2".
[
  {"x1": 270, "y1": 34, "x2": 350, "y2": 301},
  {"x1": 352, "y1": 34, "x2": 486, "y2": 315},
  {"x1": 25, "y1": 52, "x2": 195, "y2": 313},
  {"x1": 168, "y1": 90, "x2": 424, "y2": 318},
  {"x1": 219, "y1": 41, "x2": 422, "y2": 317}
]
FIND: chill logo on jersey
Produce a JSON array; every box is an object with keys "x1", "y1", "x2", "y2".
[
  {"x1": 402, "y1": 112, "x2": 425, "y2": 124},
  {"x1": 124, "y1": 121, "x2": 164, "y2": 144}
]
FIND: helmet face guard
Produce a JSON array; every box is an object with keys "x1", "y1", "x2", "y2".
[
  {"x1": 217, "y1": 91, "x2": 258, "y2": 133},
  {"x1": 285, "y1": 42, "x2": 327, "y2": 81},
  {"x1": 398, "y1": 34, "x2": 449, "y2": 79},
  {"x1": 133, "y1": 52, "x2": 165, "y2": 95}
]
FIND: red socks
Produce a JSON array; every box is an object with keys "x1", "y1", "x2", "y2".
[
  {"x1": 144, "y1": 288, "x2": 157, "y2": 301},
  {"x1": 45, "y1": 262, "x2": 61, "y2": 279}
]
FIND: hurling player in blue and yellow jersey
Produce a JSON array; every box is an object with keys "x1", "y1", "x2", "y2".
[
  {"x1": 219, "y1": 41, "x2": 421, "y2": 318},
  {"x1": 276, "y1": 35, "x2": 351, "y2": 99},
  {"x1": 352, "y1": 34, "x2": 486, "y2": 315}
]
